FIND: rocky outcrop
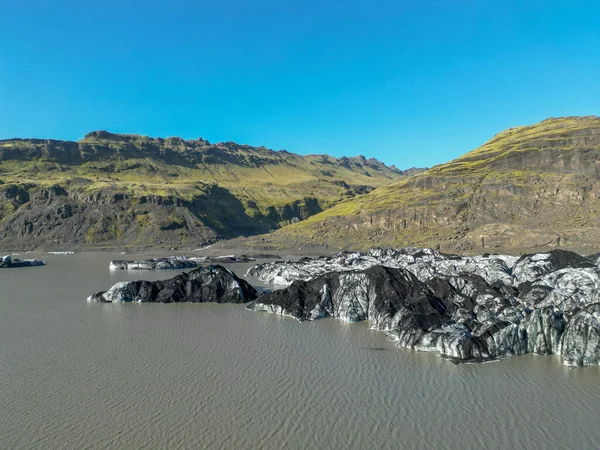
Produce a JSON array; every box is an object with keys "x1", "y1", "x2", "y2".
[
  {"x1": 0, "y1": 255, "x2": 45, "y2": 268},
  {"x1": 88, "y1": 265, "x2": 257, "y2": 303},
  {"x1": 246, "y1": 247, "x2": 600, "y2": 367}
]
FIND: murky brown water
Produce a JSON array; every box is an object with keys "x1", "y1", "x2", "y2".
[{"x1": 1, "y1": 252, "x2": 599, "y2": 449}]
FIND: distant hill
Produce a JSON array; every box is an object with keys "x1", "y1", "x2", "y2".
[
  {"x1": 232, "y1": 116, "x2": 600, "y2": 255},
  {"x1": 0, "y1": 131, "x2": 416, "y2": 250}
]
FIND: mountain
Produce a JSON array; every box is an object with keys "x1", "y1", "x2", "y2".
[
  {"x1": 0, "y1": 131, "x2": 414, "y2": 250},
  {"x1": 232, "y1": 116, "x2": 600, "y2": 255}
]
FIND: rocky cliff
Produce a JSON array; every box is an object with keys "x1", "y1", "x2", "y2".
[{"x1": 0, "y1": 131, "x2": 412, "y2": 250}]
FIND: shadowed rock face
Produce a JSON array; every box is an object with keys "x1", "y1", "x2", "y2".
[
  {"x1": 88, "y1": 265, "x2": 257, "y2": 303},
  {"x1": 246, "y1": 247, "x2": 600, "y2": 367}
]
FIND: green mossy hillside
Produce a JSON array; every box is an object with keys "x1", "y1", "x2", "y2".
[
  {"x1": 232, "y1": 116, "x2": 600, "y2": 255},
  {"x1": 0, "y1": 131, "x2": 416, "y2": 250}
]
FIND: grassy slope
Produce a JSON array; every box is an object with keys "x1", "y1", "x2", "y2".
[
  {"x1": 0, "y1": 133, "x2": 403, "y2": 211},
  {"x1": 232, "y1": 116, "x2": 600, "y2": 254},
  {"x1": 0, "y1": 131, "x2": 410, "y2": 250}
]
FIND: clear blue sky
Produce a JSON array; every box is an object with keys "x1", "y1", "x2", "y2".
[{"x1": 1, "y1": 0, "x2": 599, "y2": 168}]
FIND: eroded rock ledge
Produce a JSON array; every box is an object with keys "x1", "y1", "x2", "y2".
[
  {"x1": 89, "y1": 265, "x2": 257, "y2": 303},
  {"x1": 246, "y1": 248, "x2": 600, "y2": 367}
]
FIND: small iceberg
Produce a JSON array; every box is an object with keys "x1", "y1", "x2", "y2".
[{"x1": 0, "y1": 255, "x2": 46, "y2": 268}]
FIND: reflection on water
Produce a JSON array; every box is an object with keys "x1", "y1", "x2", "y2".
[{"x1": 1, "y1": 252, "x2": 599, "y2": 449}]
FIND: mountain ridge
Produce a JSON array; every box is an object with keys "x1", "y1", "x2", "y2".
[
  {"x1": 227, "y1": 115, "x2": 600, "y2": 255},
  {"x1": 0, "y1": 131, "x2": 418, "y2": 251},
  {"x1": 0, "y1": 130, "x2": 409, "y2": 172},
  {"x1": 4, "y1": 116, "x2": 600, "y2": 254}
]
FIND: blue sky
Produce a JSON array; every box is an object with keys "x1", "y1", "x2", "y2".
[{"x1": 1, "y1": 0, "x2": 598, "y2": 168}]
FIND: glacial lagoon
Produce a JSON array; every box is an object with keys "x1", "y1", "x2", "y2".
[{"x1": 1, "y1": 252, "x2": 599, "y2": 449}]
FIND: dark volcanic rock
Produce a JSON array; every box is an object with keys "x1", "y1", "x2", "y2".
[{"x1": 88, "y1": 265, "x2": 257, "y2": 303}]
